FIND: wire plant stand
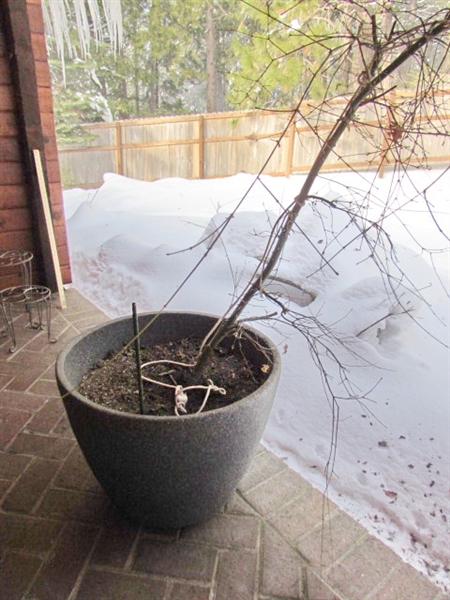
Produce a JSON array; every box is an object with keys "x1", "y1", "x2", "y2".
[
  {"x1": 0, "y1": 285, "x2": 56, "y2": 353},
  {"x1": 0, "y1": 249, "x2": 34, "y2": 287}
]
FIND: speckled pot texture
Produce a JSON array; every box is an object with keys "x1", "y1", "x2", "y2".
[{"x1": 56, "y1": 312, "x2": 281, "y2": 529}]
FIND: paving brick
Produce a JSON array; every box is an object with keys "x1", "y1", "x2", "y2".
[
  {"x1": 8, "y1": 430, "x2": 74, "y2": 460},
  {"x1": 22, "y1": 332, "x2": 61, "y2": 354},
  {"x1": 52, "y1": 412, "x2": 76, "y2": 439},
  {"x1": 76, "y1": 568, "x2": 167, "y2": 599},
  {"x1": 26, "y1": 397, "x2": 66, "y2": 433},
  {"x1": 53, "y1": 445, "x2": 93, "y2": 490},
  {"x1": 268, "y1": 486, "x2": 337, "y2": 544},
  {"x1": 260, "y1": 524, "x2": 305, "y2": 599},
  {"x1": 141, "y1": 528, "x2": 182, "y2": 543},
  {"x1": 225, "y1": 491, "x2": 258, "y2": 516},
  {"x1": 326, "y1": 535, "x2": 397, "y2": 599},
  {"x1": 27, "y1": 522, "x2": 100, "y2": 600},
  {"x1": 37, "y1": 487, "x2": 114, "y2": 524},
  {"x1": 0, "y1": 406, "x2": 30, "y2": 450},
  {"x1": 0, "y1": 551, "x2": 42, "y2": 600},
  {"x1": 0, "y1": 388, "x2": 47, "y2": 411},
  {"x1": 305, "y1": 569, "x2": 341, "y2": 600},
  {"x1": 27, "y1": 378, "x2": 60, "y2": 397},
  {"x1": 63, "y1": 289, "x2": 102, "y2": 315},
  {"x1": 297, "y1": 509, "x2": 368, "y2": 570},
  {"x1": 169, "y1": 583, "x2": 211, "y2": 600},
  {"x1": 90, "y1": 516, "x2": 140, "y2": 568},
  {"x1": 1, "y1": 326, "x2": 36, "y2": 355},
  {"x1": 9, "y1": 348, "x2": 56, "y2": 371},
  {"x1": 134, "y1": 539, "x2": 217, "y2": 582},
  {"x1": 22, "y1": 319, "x2": 68, "y2": 352},
  {"x1": 182, "y1": 513, "x2": 259, "y2": 549},
  {"x1": 214, "y1": 547, "x2": 258, "y2": 600},
  {"x1": 5, "y1": 362, "x2": 51, "y2": 392},
  {"x1": 51, "y1": 312, "x2": 69, "y2": 325},
  {"x1": 241, "y1": 467, "x2": 308, "y2": 516},
  {"x1": 0, "y1": 372, "x2": 14, "y2": 388},
  {"x1": 2, "y1": 457, "x2": 60, "y2": 513},
  {"x1": 369, "y1": 561, "x2": 443, "y2": 600},
  {"x1": 0, "y1": 512, "x2": 62, "y2": 553},
  {"x1": 83, "y1": 470, "x2": 104, "y2": 494},
  {"x1": 238, "y1": 448, "x2": 287, "y2": 492},
  {"x1": 41, "y1": 362, "x2": 59, "y2": 379},
  {"x1": 43, "y1": 314, "x2": 72, "y2": 332},
  {"x1": 0, "y1": 451, "x2": 31, "y2": 479},
  {"x1": 0, "y1": 337, "x2": 11, "y2": 354},
  {"x1": 74, "y1": 313, "x2": 110, "y2": 331},
  {"x1": 46, "y1": 324, "x2": 80, "y2": 349},
  {"x1": 0, "y1": 360, "x2": 18, "y2": 377},
  {"x1": 0, "y1": 476, "x2": 11, "y2": 499}
]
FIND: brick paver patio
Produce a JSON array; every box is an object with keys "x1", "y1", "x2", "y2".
[{"x1": 1, "y1": 288, "x2": 447, "y2": 600}]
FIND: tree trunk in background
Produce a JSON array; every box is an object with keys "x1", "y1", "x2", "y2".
[
  {"x1": 134, "y1": 62, "x2": 140, "y2": 116},
  {"x1": 149, "y1": 58, "x2": 159, "y2": 115},
  {"x1": 206, "y1": 3, "x2": 216, "y2": 112}
]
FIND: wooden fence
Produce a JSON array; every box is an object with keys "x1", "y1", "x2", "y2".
[{"x1": 58, "y1": 89, "x2": 450, "y2": 189}]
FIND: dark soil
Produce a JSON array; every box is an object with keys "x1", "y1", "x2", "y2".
[{"x1": 78, "y1": 336, "x2": 271, "y2": 416}]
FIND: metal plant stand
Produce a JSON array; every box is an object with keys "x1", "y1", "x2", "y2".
[
  {"x1": 0, "y1": 249, "x2": 34, "y2": 286},
  {"x1": 0, "y1": 285, "x2": 56, "y2": 352}
]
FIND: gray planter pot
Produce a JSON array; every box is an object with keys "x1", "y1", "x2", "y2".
[{"x1": 56, "y1": 312, "x2": 280, "y2": 529}]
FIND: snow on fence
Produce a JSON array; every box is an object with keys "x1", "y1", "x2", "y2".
[{"x1": 58, "y1": 89, "x2": 450, "y2": 189}]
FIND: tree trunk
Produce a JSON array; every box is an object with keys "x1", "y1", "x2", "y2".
[
  {"x1": 195, "y1": 9, "x2": 450, "y2": 372},
  {"x1": 149, "y1": 58, "x2": 159, "y2": 115},
  {"x1": 134, "y1": 67, "x2": 140, "y2": 116},
  {"x1": 206, "y1": 3, "x2": 217, "y2": 113}
]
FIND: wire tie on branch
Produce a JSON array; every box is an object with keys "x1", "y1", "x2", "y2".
[
  {"x1": 141, "y1": 359, "x2": 226, "y2": 416},
  {"x1": 174, "y1": 386, "x2": 189, "y2": 415}
]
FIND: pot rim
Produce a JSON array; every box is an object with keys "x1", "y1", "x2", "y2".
[{"x1": 56, "y1": 310, "x2": 281, "y2": 422}]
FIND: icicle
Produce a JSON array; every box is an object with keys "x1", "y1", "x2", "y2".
[
  {"x1": 73, "y1": 0, "x2": 92, "y2": 58},
  {"x1": 45, "y1": 0, "x2": 72, "y2": 83},
  {"x1": 101, "y1": 0, "x2": 123, "y2": 55},
  {"x1": 42, "y1": 0, "x2": 123, "y2": 64}
]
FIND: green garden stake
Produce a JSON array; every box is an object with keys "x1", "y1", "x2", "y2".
[{"x1": 132, "y1": 303, "x2": 145, "y2": 415}]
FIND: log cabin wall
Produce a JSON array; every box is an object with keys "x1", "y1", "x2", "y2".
[{"x1": 0, "y1": 0, "x2": 71, "y2": 290}]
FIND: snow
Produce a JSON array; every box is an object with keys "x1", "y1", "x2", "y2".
[{"x1": 64, "y1": 168, "x2": 450, "y2": 591}]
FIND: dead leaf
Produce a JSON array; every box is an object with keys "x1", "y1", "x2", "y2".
[{"x1": 384, "y1": 490, "x2": 398, "y2": 499}]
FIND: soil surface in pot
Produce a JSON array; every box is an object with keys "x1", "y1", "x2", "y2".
[{"x1": 78, "y1": 337, "x2": 271, "y2": 416}]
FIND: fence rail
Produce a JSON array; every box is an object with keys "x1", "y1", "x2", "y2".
[{"x1": 58, "y1": 89, "x2": 450, "y2": 189}]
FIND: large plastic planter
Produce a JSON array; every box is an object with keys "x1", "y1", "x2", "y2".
[{"x1": 56, "y1": 312, "x2": 280, "y2": 529}]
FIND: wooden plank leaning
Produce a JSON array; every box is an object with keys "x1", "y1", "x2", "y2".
[{"x1": 33, "y1": 149, "x2": 67, "y2": 310}]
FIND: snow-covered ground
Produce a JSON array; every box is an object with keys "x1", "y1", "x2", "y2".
[{"x1": 64, "y1": 168, "x2": 449, "y2": 591}]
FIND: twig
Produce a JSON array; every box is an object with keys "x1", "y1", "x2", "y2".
[{"x1": 356, "y1": 307, "x2": 413, "y2": 337}]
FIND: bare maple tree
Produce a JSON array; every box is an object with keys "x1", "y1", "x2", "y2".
[
  {"x1": 193, "y1": 2, "x2": 450, "y2": 366},
  {"x1": 108, "y1": 2, "x2": 450, "y2": 411},
  {"x1": 134, "y1": 1, "x2": 450, "y2": 471}
]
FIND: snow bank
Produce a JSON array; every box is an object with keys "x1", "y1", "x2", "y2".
[{"x1": 64, "y1": 169, "x2": 449, "y2": 590}]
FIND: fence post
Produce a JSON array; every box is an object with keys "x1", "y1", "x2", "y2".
[
  {"x1": 195, "y1": 115, "x2": 205, "y2": 179},
  {"x1": 379, "y1": 88, "x2": 396, "y2": 178},
  {"x1": 115, "y1": 121, "x2": 123, "y2": 175},
  {"x1": 285, "y1": 119, "x2": 295, "y2": 177},
  {"x1": 58, "y1": 94, "x2": 449, "y2": 188}
]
